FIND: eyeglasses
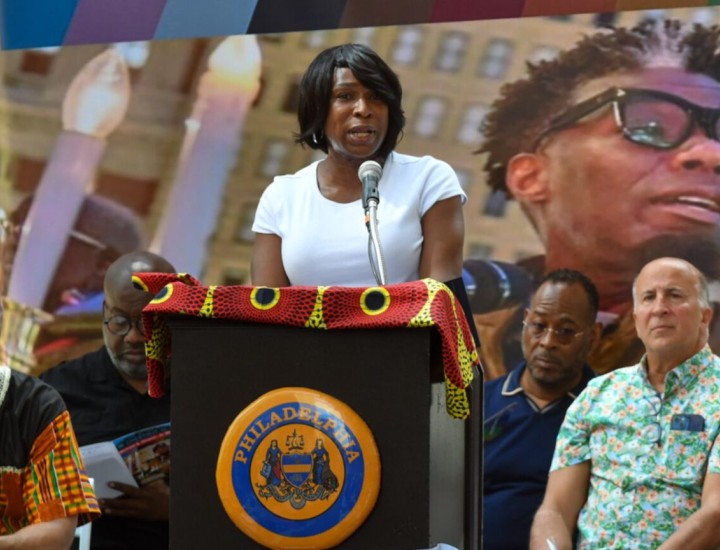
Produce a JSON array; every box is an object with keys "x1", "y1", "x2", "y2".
[
  {"x1": 103, "y1": 315, "x2": 144, "y2": 336},
  {"x1": 534, "y1": 87, "x2": 720, "y2": 151},
  {"x1": 522, "y1": 321, "x2": 585, "y2": 345},
  {"x1": 642, "y1": 395, "x2": 663, "y2": 447}
]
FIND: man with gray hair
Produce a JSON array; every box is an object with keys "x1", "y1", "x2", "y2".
[
  {"x1": 530, "y1": 257, "x2": 720, "y2": 548},
  {"x1": 473, "y1": 19, "x2": 720, "y2": 378}
]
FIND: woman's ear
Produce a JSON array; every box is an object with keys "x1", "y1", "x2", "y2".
[{"x1": 506, "y1": 153, "x2": 550, "y2": 204}]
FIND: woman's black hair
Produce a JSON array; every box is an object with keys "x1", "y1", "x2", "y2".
[{"x1": 296, "y1": 43, "x2": 405, "y2": 161}]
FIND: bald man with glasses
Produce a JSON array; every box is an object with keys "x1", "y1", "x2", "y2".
[
  {"x1": 530, "y1": 257, "x2": 720, "y2": 549},
  {"x1": 41, "y1": 251, "x2": 176, "y2": 550},
  {"x1": 472, "y1": 19, "x2": 720, "y2": 380}
]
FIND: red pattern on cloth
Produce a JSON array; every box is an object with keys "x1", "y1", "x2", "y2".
[{"x1": 134, "y1": 273, "x2": 479, "y2": 419}]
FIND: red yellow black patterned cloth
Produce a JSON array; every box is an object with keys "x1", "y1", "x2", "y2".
[
  {"x1": 134, "y1": 274, "x2": 479, "y2": 419},
  {"x1": 0, "y1": 365, "x2": 100, "y2": 534}
]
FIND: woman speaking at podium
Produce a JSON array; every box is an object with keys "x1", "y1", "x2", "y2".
[
  {"x1": 251, "y1": 43, "x2": 466, "y2": 288},
  {"x1": 249, "y1": 46, "x2": 479, "y2": 550}
]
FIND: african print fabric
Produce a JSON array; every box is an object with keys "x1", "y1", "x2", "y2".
[
  {"x1": 133, "y1": 273, "x2": 479, "y2": 419},
  {"x1": 1, "y1": 379, "x2": 100, "y2": 535}
]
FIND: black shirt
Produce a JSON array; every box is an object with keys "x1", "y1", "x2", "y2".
[{"x1": 1, "y1": 368, "x2": 66, "y2": 469}]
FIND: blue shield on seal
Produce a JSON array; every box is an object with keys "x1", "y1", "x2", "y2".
[{"x1": 281, "y1": 453, "x2": 312, "y2": 488}]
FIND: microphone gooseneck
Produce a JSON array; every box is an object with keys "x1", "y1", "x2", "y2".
[{"x1": 358, "y1": 160, "x2": 386, "y2": 286}]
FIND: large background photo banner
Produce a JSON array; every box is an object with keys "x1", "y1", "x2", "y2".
[
  {"x1": 0, "y1": 6, "x2": 719, "y2": 380},
  {"x1": 0, "y1": 0, "x2": 715, "y2": 50}
]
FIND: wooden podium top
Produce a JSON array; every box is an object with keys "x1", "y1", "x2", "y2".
[{"x1": 133, "y1": 272, "x2": 479, "y2": 419}]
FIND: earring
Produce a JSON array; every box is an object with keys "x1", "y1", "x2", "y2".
[{"x1": 312, "y1": 132, "x2": 323, "y2": 146}]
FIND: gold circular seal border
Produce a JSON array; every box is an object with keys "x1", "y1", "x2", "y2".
[{"x1": 216, "y1": 387, "x2": 381, "y2": 549}]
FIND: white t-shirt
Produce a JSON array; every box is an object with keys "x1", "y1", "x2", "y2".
[{"x1": 253, "y1": 152, "x2": 466, "y2": 287}]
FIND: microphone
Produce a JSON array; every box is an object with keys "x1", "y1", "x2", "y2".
[
  {"x1": 358, "y1": 160, "x2": 382, "y2": 211},
  {"x1": 462, "y1": 259, "x2": 533, "y2": 314}
]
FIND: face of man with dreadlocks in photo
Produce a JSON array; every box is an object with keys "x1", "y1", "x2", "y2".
[{"x1": 481, "y1": 20, "x2": 720, "y2": 316}]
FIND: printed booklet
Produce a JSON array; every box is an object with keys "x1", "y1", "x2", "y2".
[{"x1": 80, "y1": 422, "x2": 171, "y2": 499}]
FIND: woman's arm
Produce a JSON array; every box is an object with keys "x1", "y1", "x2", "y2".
[
  {"x1": 418, "y1": 196, "x2": 464, "y2": 282},
  {"x1": 251, "y1": 233, "x2": 291, "y2": 287}
]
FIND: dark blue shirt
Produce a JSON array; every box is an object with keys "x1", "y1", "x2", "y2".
[{"x1": 483, "y1": 362, "x2": 594, "y2": 550}]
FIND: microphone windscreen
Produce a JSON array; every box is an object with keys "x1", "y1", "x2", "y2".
[
  {"x1": 462, "y1": 259, "x2": 533, "y2": 314},
  {"x1": 358, "y1": 160, "x2": 383, "y2": 181}
]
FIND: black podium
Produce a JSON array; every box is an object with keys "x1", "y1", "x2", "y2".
[{"x1": 167, "y1": 316, "x2": 479, "y2": 549}]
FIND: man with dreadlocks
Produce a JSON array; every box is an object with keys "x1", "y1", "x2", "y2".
[{"x1": 474, "y1": 19, "x2": 720, "y2": 379}]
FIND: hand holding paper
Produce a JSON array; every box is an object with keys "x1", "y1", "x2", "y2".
[{"x1": 79, "y1": 442, "x2": 138, "y2": 499}]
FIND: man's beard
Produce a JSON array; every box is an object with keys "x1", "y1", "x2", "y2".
[
  {"x1": 104, "y1": 335, "x2": 147, "y2": 380},
  {"x1": 527, "y1": 362, "x2": 578, "y2": 390},
  {"x1": 632, "y1": 232, "x2": 720, "y2": 280},
  {"x1": 107, "y1": 348, "x2": 147, "y2": 379}
]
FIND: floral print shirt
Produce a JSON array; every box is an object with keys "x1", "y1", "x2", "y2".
[{"x1": 550, "y1": 345, "x2": 720, "y2": 548}]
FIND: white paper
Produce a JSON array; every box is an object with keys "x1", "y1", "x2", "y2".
[{"x1": 80, "y1": 441, "x2": 138, "y2": 499}]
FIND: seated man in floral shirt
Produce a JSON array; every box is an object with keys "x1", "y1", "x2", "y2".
[{"x1": 530, "y1": 258, "x2": 720, "y2": 549}]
